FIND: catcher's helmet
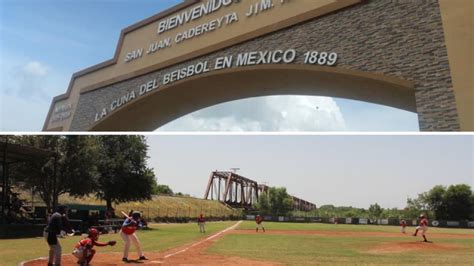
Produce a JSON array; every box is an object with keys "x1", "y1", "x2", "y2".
[{"x1": 88, "y1": 228, "x2": 99, "y2": 240}]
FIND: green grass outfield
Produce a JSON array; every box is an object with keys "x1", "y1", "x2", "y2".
[
  {"x1": 0, "y1": 221, "x2": 234, "y2": 265},
  {"x1": 205, "y1": 221, "x2": 474, "y2": 265}
]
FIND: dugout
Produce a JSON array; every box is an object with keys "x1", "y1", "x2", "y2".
[
  {"x1": 1, "y1": 137, "x2": 57, "y2": 224},
  {"x1": 0, "y1": 137, "x2": 58, "y2": 238},
  {"x1": 66, "y1": 204, "x2": 107, "y2": 221}
]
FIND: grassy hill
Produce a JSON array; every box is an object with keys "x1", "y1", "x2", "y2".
[{"x1": 58, "y1": 194, "x2": 241, "y2": 219}]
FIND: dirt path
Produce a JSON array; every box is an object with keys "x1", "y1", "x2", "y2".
[
  {"x1": 367, "y1": 241, "x2": 460, "y2": 254},
  {"x1": 22, "y1": 221, "x2": 278, "y2": 266}
]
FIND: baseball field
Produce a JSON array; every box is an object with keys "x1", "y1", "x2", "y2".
[{"x1": 3, "y1": 221, "x2": 473, "y2": 265}]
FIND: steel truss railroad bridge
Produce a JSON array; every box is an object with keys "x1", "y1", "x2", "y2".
[{"x1": 203, "y1": 171, "x2": 316, "y2": 210}]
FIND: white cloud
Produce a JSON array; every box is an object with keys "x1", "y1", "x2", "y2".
[
  {"x1": 158, "y1": 96, "x2": 347, "y2": 132},
  {"x1": 1, "y1": 57, "x2": 68, "y2": 131},
  {"x1": 23, "y1": 61, "x2": 48, "y2": 77},
  {"x1": 2, "y1": 60, "x2": 52, "y2": 99}
]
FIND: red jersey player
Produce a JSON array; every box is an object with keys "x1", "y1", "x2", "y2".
[
  {"x1": 198, "y1": 214, "x2": 206, "y2": 233},
  {"x1": 413, "y1": 214, "x2": 429, "y2": 242},
  {"x1": 121, "y1": 211, "x2": 147, "y2": 262},
  {"x1": 255, "y1": 215, "x2": 265, "y2": 232},
  {"x1": 72, "y1": 228, "x2": 116, "y2": 266},
  {"x1": 400, "y1": 219, "x2": 407, "y2": 233}
]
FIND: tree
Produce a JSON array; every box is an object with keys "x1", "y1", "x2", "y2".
[
  {"x1": 368, "y1": 203, "x2": 383, "y2": 220},
  {"x1": 318, "y1": 205, "x2": 336, "y2": 217},
  {"x1": 95, "y1": 136, "x2": 156, "y2": 209},
  {"x1": 153, "y1": 184, "x2": 174, "y2": 195},
  {"x1": 381, "y1": 208, "x2": 404, "y2": 219},
  {"x1": 11, "y1": 136, "x2": 98, "y2": 210},
  {"x1": 471, "y1": 194, "x2": 474, "y2": 220},
  {"x1": 269, "y1": 187, "x2": 293, "y2": 216},
  {"x1": 424, "y1": 185, "x2": 447, "y2": 219},
  {"x1": 255, "y1": 187, "x2": 293, "y2": 216},
  {"x1": 405, "y1": 196, "x2": 427, "y2": 219},
  {"x1": 443, "y1": 184, "x2": 473, "y2": 220},
  {"x1": 255, "y1": 191, "x2": 270, "y2": 214},
  {"x1": 406, "y1": 184, "x2": 473, "y2": 220},
  {"x1": 57, "y1": 136, "x2": 99, "y2": 201}
]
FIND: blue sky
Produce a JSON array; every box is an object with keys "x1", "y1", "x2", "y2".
[
  {"x1": 147, "y1": 135, "x2": 473, "y2": 208},
  {"x1": 0, "y1": 0, "x2": 419, "y2": 131}
]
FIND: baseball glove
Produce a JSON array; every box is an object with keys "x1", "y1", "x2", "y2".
[{"x1": 108, "y1": 240, "x2": 117, "y2": 246}]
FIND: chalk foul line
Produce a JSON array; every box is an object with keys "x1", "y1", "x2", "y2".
[{"x1": 163, "y1": 220, "x2": 242, "y2": 259}]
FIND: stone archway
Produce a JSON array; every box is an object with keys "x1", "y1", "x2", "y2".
[
  {"x1": 88, "y1": 65, "x2": 415, "y2": 131},
  {"x1": 44, "y1": 0, "x2": 471, "y2": 131}
]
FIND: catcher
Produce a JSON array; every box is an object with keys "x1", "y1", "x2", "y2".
[
  {"x1": 413, "y1": 214, "x2": 429, "y2": 242},
  {"x1": 121, "y1": 211, "x2": 147, "y2": 262},
  {"x1": 255, "y1": 215, "x2": 265, "y2": 232},
  {"x1": 72, "y1": 228, "x2": 116, "y2": 266}
]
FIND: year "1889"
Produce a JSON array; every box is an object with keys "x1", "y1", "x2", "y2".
[{"x1": 303, "y1": 51, "x2": 338, "y2": 66}]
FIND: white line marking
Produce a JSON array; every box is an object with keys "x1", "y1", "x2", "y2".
[
  {"x1": 19, "y1": 221, "x2": 243, "y2": 265},
  {"x1": 163, "y1": 221, "x2": 242, "y2": 259}
]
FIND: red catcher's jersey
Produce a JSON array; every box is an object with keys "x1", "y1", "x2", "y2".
[
  {"x1": 420, "y1": 218, "x2": 428, "y2": 226},
  {"x1": 75, "y1": 238, "x2": 108, "y2": 249}
]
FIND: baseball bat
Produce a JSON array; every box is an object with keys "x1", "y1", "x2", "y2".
[{"x1": 121, "y1": 211, "x2": 131, "y2": 219}]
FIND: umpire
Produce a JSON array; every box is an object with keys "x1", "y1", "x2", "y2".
[{"x1": 44, "y1": 205, "x2": 73, "y2": 266}]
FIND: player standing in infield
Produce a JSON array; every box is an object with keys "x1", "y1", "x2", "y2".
[
  {"x1": 255, "y1": 215, "x2": 265, "y2": 232},
  {"x1": 413, "y1": 214, "x2": 429, "y2": 242},
  {"x1": 120, "y1": 211, "x2": 147, "y2": 262},
  {"x1": 198, "y1": 214, "x2": 206, "y2": 233},
  {"x1": 400, "y1": 219, "x2": 407, "y2": 233}
]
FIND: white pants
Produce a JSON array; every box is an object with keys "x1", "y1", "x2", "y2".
[
  {"x1": 256, "y1": 223, "x2": 264, "y2": 230},
  {"x1": 416, "y1": 225, "x2": 428, "y2": 236},
  {"x1": 199, "y1": 223, "x2": 205, "y2": 233},
  {"x1": 44, "y1": 231, "x2": 62, "y2": 265},
  {"x1": 72, "y1": 247, "x2": 85, "y2": 262},
  {"x1": 73, "y1": 247, "x2": 83, "y2": 257},
  {"x1": 120, "y1": 231, "x2": 144, "y2": 258},
  {"x1": 401, "y1": 226, "x2": 406, "y2": 233}
]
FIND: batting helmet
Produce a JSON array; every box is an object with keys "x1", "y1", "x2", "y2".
[
  {"x1": 132, "y1": 211, "x2": 141, "y2": 219},
  {"x1": 88, "y1": 228, "x2": 99, "y2": 241}
]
